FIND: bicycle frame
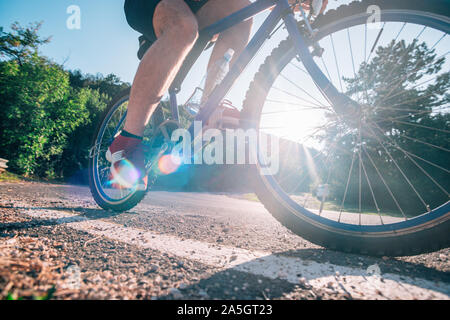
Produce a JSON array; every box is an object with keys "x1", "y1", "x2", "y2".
[{"x1": 165, "y1": 0, "x2": 348, "y2": 136}]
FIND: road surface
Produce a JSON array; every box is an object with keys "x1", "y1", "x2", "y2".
[{"x1": 0, "y1": 181, "x2": 449, "y2": 300}]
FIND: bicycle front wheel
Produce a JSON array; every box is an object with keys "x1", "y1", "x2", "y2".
[{"x1": 242, "y1": 0, "x2": 450, "y2": 256}]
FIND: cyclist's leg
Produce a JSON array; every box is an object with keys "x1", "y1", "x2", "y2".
[
  {"x1": 196, "y1": 0, "x2": 253, "y2": 99},
  {"x1": 123, "y1": 0, "x2": 199, "y2": 137}
]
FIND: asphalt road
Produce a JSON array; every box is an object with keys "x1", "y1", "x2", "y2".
[{"x1": 0, "y1": 181, "x2": 449, "y2": 300}]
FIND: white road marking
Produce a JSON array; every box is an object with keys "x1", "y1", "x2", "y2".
[{"x1": 25, "y1": 209, "x2": 449, "y2": 299}]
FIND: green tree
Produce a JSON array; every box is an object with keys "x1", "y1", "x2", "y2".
[
  {"x1": 0, "y1": 22, "x2": 50, "y2": 65},
  {"x1": 0, "y1": 54, "x2": 89, "y2": 176},
  {"x1": 0, "y1": 22, "x2": 131, "y2": 179},
  {"x1": 60, "y1": 70, "x2": 130, "y2": 182}
]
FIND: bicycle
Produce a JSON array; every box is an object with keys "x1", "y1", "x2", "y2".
[{"x1": 89, "y1": 0, "x2": 450, "y2": 256}]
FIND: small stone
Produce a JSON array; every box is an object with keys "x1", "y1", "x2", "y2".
[
  {"x1": 154, "y1": 276, "x2": 162, "y2": 285},
  {"x1": 198, "y1": 289, "x2": 208, "y2": 298},
  {"x1": 178, "y1": 283, "x2": 188, "y2": 290},
  {"x1": 150, "y1": 264, "x2": 159, "y2": 272},
  {"x1": 169, "y1": 288, "x2": 183, "y2": 299},
  {"x1": 119, "y1": 274, "x2": 128, "y2": 282}
]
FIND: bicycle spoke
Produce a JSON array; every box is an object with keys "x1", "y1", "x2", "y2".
[
  {"x1": 365, "y1": 125, "x2": 430, "y2": 211},
  {"x1": 373, "y1": 108, "x2": 446, "y2": 124},
  {"x1": 363, "y1": 123, "x2": 450, "y2": 174},
  {"x1": 319, "y1": 153, "x2": 336, "y2": 217},
  {"x1": 394, "y1": 22, "x2": 407, "y2": 43},
  {"x1": 372, "y1": 43, "x2": 447, "y2": 109},
  {"x1": 367, "y1": 22, "x2": 386, "y2": 63},
  {"x1": 347, "y1": 29, "x2": 357, "y2": 77},
  {"x1": 401, "y1": 150, "x2": 450, "y2": 174},
  {"x1": 330, "y1": 34, "x2": 344, "y2": 92},
  {"x1": 369, "y1": 122, "x2": 450, "y2": 197},
  {"x1": 362, "y1": 22, "x2": 406, "y2": 99},
  {"x1": 364, "y1": 23, "x2": 367, "y2": 64},
  {"x1": 347, "y1": 28, "x2": 363, "y2": 102},
  {"x1": 397, "y1": 133, "x2": 450, "y2": 153},
  {"x1": 360, "y1": 152, "x2": 384, "y2": 224},
  {"x1": 367, "y1": 26, "x2": 437, "y2": 107},
  {"x1": 338, "y1": 149, "x2": 356, "y2": 222},
  {"x1": 358, "y1": 123, "x2": 362, "y2": 225},
  {"x1": 389, "y1": 119, "x2": 450, "y2": 134},
  {"x1": 362, "y1": 145, "x2": 407, "y2": 220},
  {"x1": 380, "y1": 69, "x2": 450, "y2": 104},
  {"x1": 271, "y1": 86, "x2": 326, "y2": 108},
  {"x1": 287, "y1": 136, "x2": 342, "y2": 195},
  {"x1": 264, "y1": 99, "x2": 329, "y2": 111},
  {"x1": 289, "y1": 61, "x2": 309, "y2": 76},
  {"x1": 320, "y1": 56, "x2": 333, "y2": 85},
  {"x1": 279, "y1": 73, "x2": 328, "y2": 107}
]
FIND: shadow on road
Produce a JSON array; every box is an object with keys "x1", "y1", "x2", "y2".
[
  {"x1": 156, "y1": 248, "x2": 450, "y2": 299},
  {"x1": 1, "y1": 205, "x2": 449, "y2": 299}
]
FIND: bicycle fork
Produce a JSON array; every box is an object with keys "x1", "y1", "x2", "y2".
[{"x1": 282, "y1": 0, "x2": 361, "y2": 116}]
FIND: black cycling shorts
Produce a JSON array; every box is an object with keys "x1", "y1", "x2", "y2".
[{"x1": 124, "y1": 0, "x2": 209, "y2": 43}]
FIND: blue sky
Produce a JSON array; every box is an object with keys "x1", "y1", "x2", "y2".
[
  {"x1": 2, "y1": 0, "x2": 444, "y2": 116},
  {"x1": 0, "y1": 1, "x2": 346, "y2": 105},
  {"x1": 0, "y1": 0, "x2": 140, "y2": 83},
  {"x1": 0, "y1": 0, "x2": 352, "y2": 103},
  {"x1": 0, "y1": 0, "x2": 289, "y2": 104}
]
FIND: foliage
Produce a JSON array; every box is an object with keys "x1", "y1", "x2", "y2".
[
  {"x1": 0, "y1": 54, "x2": 88, "y2": 176},
  {"x1": 0, "y1": 23, "x2": 129, "y2": 179},
  {"x1": 0, "y1": 171, "x2": 23, "y2": 182},
  {"x1": 0, "y1": 22, "x2": 51, "y2": 65}
]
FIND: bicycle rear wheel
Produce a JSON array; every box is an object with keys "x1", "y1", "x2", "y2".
[
  {"x1": 242, "y1": 0, "x2": 450, "y2": 256},
  {"x1": 88, "y1": 89, "x2": 165, "y2": 212}
]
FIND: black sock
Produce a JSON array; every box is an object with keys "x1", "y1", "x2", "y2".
[{"x1": 121, "y1": 130, "x2": 143, "y2": 140}]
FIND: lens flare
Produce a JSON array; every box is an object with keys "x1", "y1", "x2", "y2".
[
  {"x1": 109, "y1": 159, "x2": 140, "y2": 189},
  {"x1": 158, "y1": 154, "x2": 182, "y2": 175},
  {"x1": 302, "y1": 144, "x2": 320, "y2": 185}
]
